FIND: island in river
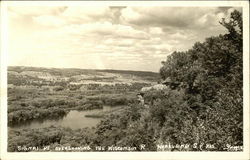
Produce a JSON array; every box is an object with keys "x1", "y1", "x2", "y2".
[{"x1": 7, "y1": 66, "x2": 159, "y2": 152}]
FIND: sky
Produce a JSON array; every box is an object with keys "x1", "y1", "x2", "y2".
[{"x1": 7, "y1": 6, "x2": 240, "y2": 72}]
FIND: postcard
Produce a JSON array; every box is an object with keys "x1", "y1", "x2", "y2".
[{"x1": 0, "y1": 1, "x2": 249, "y2": 160}]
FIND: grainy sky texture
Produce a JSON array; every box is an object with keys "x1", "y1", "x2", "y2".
[{"x1": 7, "y1": 6, "x2": 240, "y2": 72}]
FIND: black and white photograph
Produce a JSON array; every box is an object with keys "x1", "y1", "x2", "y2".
[{"x1": 0, "y1": 1, "x2": 249, "y2": 160}]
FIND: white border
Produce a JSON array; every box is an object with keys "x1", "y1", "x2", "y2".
[{"x1": 0, "y1": 1, "x2": 249, "y2": 160}]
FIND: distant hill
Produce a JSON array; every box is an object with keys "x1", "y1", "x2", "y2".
[
  {"x1": 8, "y1": 66, "x2": 158, "y2": 76},
  {"x1": 8, "y1": 66, "x2": 160, "y2": 86}
]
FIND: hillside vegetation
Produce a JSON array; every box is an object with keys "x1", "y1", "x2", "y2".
[{"x1": 8, "y1": 10, "x2": 243, "y2": 152}]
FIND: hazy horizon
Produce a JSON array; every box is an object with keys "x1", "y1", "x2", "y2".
[
  {"x1": 8, "y1": 65, "x2": 159, "y2": 73},
  {"x1": 7, "y1": 6, "x2": 241, "y2": 72}
]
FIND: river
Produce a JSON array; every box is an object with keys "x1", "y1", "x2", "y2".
[{"x1": 9, "y1": 105, "x2": 120, "y2": 130}]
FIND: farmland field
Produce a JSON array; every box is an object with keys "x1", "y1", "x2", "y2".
[{"x1": 7, "y1": 66, "x2": 160, "y2": 151}]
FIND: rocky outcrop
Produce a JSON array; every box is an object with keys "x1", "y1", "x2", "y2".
[{"x1": 140, "y1": 84, "x2": 168, "y2": 93}]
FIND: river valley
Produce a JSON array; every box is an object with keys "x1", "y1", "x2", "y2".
[{"x1": 9, "y1": 105, "x2": 123, "y2": 130}]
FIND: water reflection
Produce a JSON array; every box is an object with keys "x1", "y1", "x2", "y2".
[
  {"x1": 9, "y1": 106, "x2": 115, "y2": 130},
  {"x1": 9, "y1": 115, "x2": 66, "y2": 128}
]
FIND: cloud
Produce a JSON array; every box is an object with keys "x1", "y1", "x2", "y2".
[
  {"x1": 7, "y1": 6, "x2": 240, "y2": 72},
  {"x1": 121, "y1": 7, "x2": 201, "y2": 28},
  {"x1": 8, "y1": 6, "x2": 66, "y2": 16},
  {"x1": 61, "y1": 6, "x2": 111, "y2": 23},
  {"x1": 149, "y1": 27, "x2": 163, "y2": 35},
  {"x1": 53, "y1": 22, "x2": 149, "y2": 40},
  {"x1": 170, "y1": 32, "x2": 188, "y2": 40},
  {"x1": 33, "y1": 15, "x2": 66, "y2": 27},
  {"x1": 120, "y1": 7, "x2": 238, "y2": 30}
]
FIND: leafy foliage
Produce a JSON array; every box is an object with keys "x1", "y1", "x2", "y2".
[
  {"x1": 158, "y1": 10, "x2": 243, "y2": 150},
  {"x1": 91, "y1": 10, "x2": 243, "y2": 151}
]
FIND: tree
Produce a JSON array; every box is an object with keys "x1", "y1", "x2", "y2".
[{"x1": 158, "y1": 9, "x2": 243, "y2": 150}]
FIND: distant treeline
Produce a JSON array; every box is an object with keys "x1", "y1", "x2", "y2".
[{"x1": 8, "y1": 66, "x2": 159, "y2": 80}]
